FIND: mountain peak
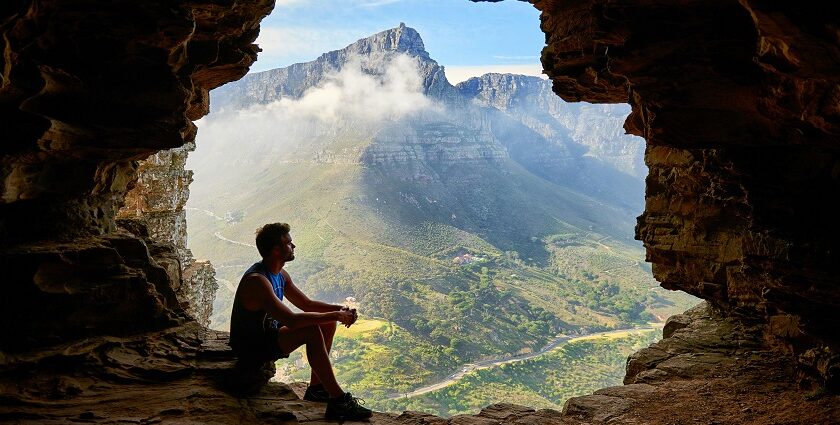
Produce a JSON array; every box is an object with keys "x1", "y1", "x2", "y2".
[{"x1": 345, "y1": 23, "x2": 429, "y2": 59}]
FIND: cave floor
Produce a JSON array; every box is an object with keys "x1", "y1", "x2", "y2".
[{"x1": 1, "y1": 322, "x2": 838, "y2": 424}]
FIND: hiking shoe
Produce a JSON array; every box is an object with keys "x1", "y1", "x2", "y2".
[
  {"x1": 325, "y1": 392, "x2": 372, "y2": 421},
  {"x1": 303, "y1": 384, "x2": 330, "y2": 402}
]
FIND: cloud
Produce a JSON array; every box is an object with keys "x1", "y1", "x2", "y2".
[
  {"x1": 196, "y1": 54, "x2": 438, "y2": 160},
  {"x1": 443, "y1": 64, "x2": 546, "y2": 84},
  {"x1": 269, "y1": 54, "x2": 435, "y2": 123},
  {"x1": 253, "y1": 26, "x2": 364, "y2": 72}
]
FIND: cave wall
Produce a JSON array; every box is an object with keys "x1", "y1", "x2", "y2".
[
  {"x1": 0, "y1": 0, "x2": 274, "y2": 349},
  {"x1": 531, "y1": 0, "x2": 840, "y2": 386}
]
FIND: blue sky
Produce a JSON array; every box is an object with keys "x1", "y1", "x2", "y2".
[{"x1": 253, "y1": 0, "x2": 546, "y2": 82}]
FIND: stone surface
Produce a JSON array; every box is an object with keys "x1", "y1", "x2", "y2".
[
  {"x1": 530, "y1": 0, "x2": 840, "y2": 388},
  {"x1": 558, "y1": 305, "x2": 840, "y2": 424},
  {"x1": 0, "y1": 0, "x2": 271, "y2": 339},
  {"x1": 562, "y1": 394, "x2": 633, "y2": 423},
  {"x1": 0, "y1": 231, "x2": 187, "y2": 351},
  {"x1": 662, "y1": 313, "x2": 691, "y2": 339},
  {"x1": 0, "y1": 0, "x2": 274, "y2": 240},
  {"x1": 118, "y1": 141, "x2": 219, "y2": 327},
  {"x1": 624, "y1": 302, "x2": 761, "y2": 384}
]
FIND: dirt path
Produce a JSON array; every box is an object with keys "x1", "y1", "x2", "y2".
[
  {"x1": 387, "y1": 326, "x2": 659, "y2": 400},
  {"x1": 186, "y1": 207, "x2": 226, "y2": 221},
  {"x1": 213, "y1": 231, "x2": 256, "y2": 248}
]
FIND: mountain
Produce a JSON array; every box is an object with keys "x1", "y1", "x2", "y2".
[
  {"x1": 186, "y1": 24, "x2": 696, "y2": 406},
  {"x1": 209, "y1": 25, "x2": 644, "y2": 213},
  {"x1": 211, "y1": 23, "x2": 460, "y2": 110},
  {"x1": 456, "y1": 73, "x2": 646, "y2": 179}
]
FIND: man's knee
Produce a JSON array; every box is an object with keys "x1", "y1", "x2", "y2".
[
  {"x1": 302, "y1": 325, "x2": 324, "y2": 343},
  {"x1": 320, "y1": 321, "x2": 337, "y2": 333}
]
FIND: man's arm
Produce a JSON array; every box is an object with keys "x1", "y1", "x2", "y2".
[
  {"x1": 282, "y1": 270, "x2": 343, "y2": 313},
  {"x1": 240, "y1": 274, "x2": 353, "y2": 329}
]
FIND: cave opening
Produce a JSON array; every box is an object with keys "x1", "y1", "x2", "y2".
[
  {"x1": 1, "y1": 0, "x2": 839, "y2": 423},
  {"x1": 178, "y1": 0, "x2": 698, "y2": 416}
]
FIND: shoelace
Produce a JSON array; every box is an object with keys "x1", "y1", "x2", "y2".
[{"x1": 346, "y1": 394, "x2": 367, "y2": 407}]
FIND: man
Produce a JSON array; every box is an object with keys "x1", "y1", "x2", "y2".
[{"x1": 229, "y1": 222, "x2": 371, "y2": 421}]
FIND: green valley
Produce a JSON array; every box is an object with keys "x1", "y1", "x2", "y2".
[{"x1": 185, "y1": 24, "x2": 697, "y2": 416}]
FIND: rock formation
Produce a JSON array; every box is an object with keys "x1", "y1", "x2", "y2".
[
  {"x1": 1, "y1": 0, "x2": 839, "y2": 423},
  {"x1": 531, "y1": 0, "x2": 840, "y2": 390},
  {"x1": 118, "y1": 142, "x2": 218, "y2": 327},
  {"x1": 0, "y1": 0, "x2": 275, "y2": 419}
]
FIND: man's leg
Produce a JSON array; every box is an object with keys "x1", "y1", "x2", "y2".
[
  {"x1": 309, "y1": 322, "x2": 337, "y2": 387},
  {"x1": 277, "y1": 325, "x2": 343, "y2": 398}
]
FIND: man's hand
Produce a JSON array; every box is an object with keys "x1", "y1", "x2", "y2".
[
  {"x1": 339, "y1": 306, "x2": 358, "y2": 327},
  {"x1": 336, "y1": 309, "x2": 356, "y2": 328}
]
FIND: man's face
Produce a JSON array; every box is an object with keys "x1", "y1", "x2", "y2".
[{"x1": 277, "y1": 233, "x2": 295, "y2": 262}]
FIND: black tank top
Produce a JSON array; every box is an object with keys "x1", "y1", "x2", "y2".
[{"x1": 229, "y1": 261, "x2": 286, "y2": 351}]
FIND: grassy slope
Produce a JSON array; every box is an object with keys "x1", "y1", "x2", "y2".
[
  {"x1": 375, "y1": 329, "x2": 661, "y2": 417},
  {"x1": 186, "y1": 138, "x2": 696, "y2": 399}
]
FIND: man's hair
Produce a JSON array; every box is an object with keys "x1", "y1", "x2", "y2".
[{"x1": 255, "y1": 222, "x2": 291, "y2": 258}]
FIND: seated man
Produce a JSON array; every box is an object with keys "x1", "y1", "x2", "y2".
[{"x1": 229, "y1": 222, "x2": 371, "y2": 421}]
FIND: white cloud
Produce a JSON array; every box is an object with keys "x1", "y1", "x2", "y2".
[
  {"x1": 253, "y1": 26, "x2": 364, "y2": 72},
  {"x1": 443, "y1": 64, "x2": 547, "y2": 84},
  {"x1": 268, "y1": 54, "x2": 435, "y2": 123},
  {"x1": 196, "y1": 54, "x2": 438, "y2": 161}
]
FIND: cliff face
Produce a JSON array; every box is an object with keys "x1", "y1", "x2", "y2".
[
  {"x1": 457, "y1": 73, "x2": 646, "y2": 178},
  {"x1": 118, "y1": 143, "x2": 218, "y2": 327},
  {"x1": 361, "y1": 121, "x2": 508, "y2": 166},
  {"x1": 533, "y1": 0, "x2": 840, "y2": 388},
  {"x1": 211, "y1": 23, "x2": 459, "y2": 111}
]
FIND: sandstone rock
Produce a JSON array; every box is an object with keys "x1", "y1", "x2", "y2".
[
  {"x1": 118, "y1": 142, "x2": 219, "y2": 327},
  {"x1": 593, "y1": 384, "x2": 656, "y2": 400},
  {"x1": 562, "y1": 394, "x2": 633, "y2": 423},
  {"x1": 530, "y1": 0, "x2": 840, "y2": 387},
  {"x1": 662, "y1": 314, "x2": 691, "y2": 339},
  {"x1": 624, "y1": 302, "x2": 762, "y2": 384}
]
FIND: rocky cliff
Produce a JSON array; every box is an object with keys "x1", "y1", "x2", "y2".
[
  {"x1": 457, "y1": 73, "x2": 645, "y2": 179},
  {"x1": 532, "y1": 0, "x2": 840, "y2": 389},
  {"x1": 211, "y1": 23, "x2": 460, "y2": 111},
  {"x1": 118, "y1": 142, "x2": 218, "y2": 327},
  {"x1": 0, "y1": 0, "x2": 274, "y2": 418}
]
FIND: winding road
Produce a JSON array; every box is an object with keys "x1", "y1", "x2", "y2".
[{"x1": 386, "y1": 325, "x2": 659, "y2": 400}]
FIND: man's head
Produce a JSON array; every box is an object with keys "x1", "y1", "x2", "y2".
[{"x1": 255, "y1": 222, "x2": 295, "y2": 261}]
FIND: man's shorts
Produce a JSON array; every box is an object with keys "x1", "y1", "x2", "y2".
[{"x1": 232, "y1": 327, "x2": 290, "y2": 362}]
